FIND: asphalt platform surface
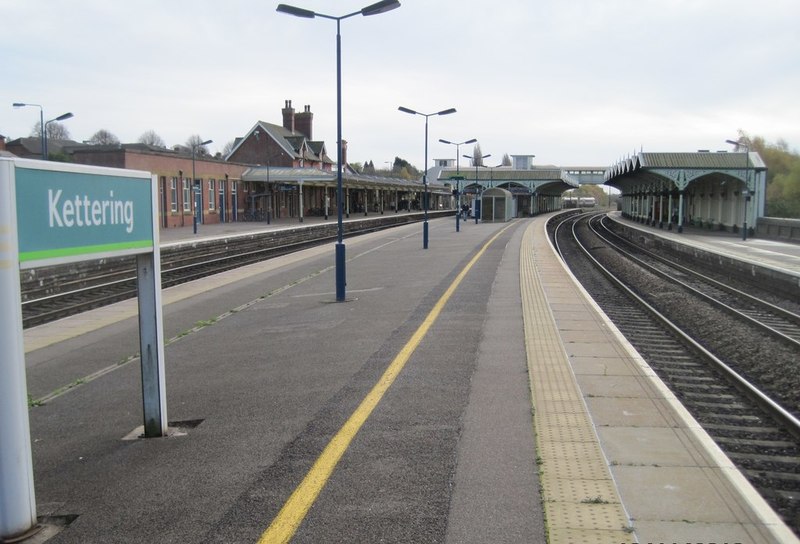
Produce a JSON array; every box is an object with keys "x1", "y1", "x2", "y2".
[{"x1": 24, "y1": 217, "x2": 545, "y2": 543}]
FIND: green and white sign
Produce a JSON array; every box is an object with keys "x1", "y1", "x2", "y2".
[
  {"x1": 2, "y1": 158, "x2": 166, "y2": 540},
  {"x1": 14, "y1": 162, "x2": 154, "y2": 267}
]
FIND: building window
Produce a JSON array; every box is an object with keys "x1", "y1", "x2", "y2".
[
  {"x1": 170, "y1": 177, "x2": 178, "y2": 212},
  {"x1": 182, "y1": 178, "x2": 191, "y2": 212},
  {"x1": 208, "y1": 179, "x2": 215, "y2": 210}
]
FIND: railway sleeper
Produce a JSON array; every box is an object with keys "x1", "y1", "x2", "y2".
[{"x1": 727, "y1": 451, "x2": 800, "y2": 468}]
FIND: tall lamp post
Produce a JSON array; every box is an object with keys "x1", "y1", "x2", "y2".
[
  {"x1": 191, "y1": 139, "x2": 213, "y2": 235},
  {"x1": 726, "y1": 139, "x2": 751, "y2": 241},
  {"x1": 439, "y1": 138, "x2": 476, "y2": 232},
  {"x1": 464, "y1": 153, "x2": 491, "y2": 223},
  {"x1": 43, "y1": 112, "x2": 74, "y2": 160},
  {"x1": 278, "y1": 0, "x2": 401, "y2": 302},
  {"x1": 12, "y1": 102, "x2": 44, "y2": 159},
  {"x1": 399, "y1": 106, "x2": 457, "y2": 249}
]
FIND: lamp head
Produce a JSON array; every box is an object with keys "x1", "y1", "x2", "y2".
[
  {"x1": 439, "y1": 139, "x2": 452, "y2": 145},
  {"x1": 362, "y1": 0, "x2": 400, "y2": 16},
  {"x1": 398, "y1": 106, "x2": 417, "y2": 115},
  {"x1": 55, "y1": 112, "x2": 74, "y2": 122},
  {"x1": 276, "y1": 4, "x2": 316, "y2": 18},
  {"x1": 13, "y1": 102, "x2": 26, "y2": 108},
  {"x1": 437, "y1": 108, "x2": 456, "y2": 116},
  {"x1": 464, "y1": 138, "x2": 477, "y2": 144}
]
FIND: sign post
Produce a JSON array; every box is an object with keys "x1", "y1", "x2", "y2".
[
  {"x1": 0, "y1": 158, "x2": 167, "y2": 541},
  {"x1": 0, "y1": 160, "x2": 37, "y2": 541}
]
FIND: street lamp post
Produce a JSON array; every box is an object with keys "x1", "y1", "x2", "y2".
[
  {"x1": 464, "y1": 153, "x2": 491, "y2": 223},
  {"x1": 399, "y1": 106, "x2": 457, "y2": 249},
  {"x1": 726, "y1": 139, "x2": 751, "y2": 241},
  {"x1": 439, "y1": 138, "x2": 476, "y2": 232},
  {"x1": 191, "y1": 139, "x2": 213, "y2": 235},
  {"x1": 43, "y1": 112, "x2": 74, "y2": 160},
  {"x1": 12, "y1": 102, "x2": 44, "y2": 159},
  {"x1": 278, "y1": 0, "x2": 400, "y2": 302}
]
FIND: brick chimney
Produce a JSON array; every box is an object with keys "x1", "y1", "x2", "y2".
[
  {"x1": 282, "y1": 100, "x2": 295, "y2": 133},
  {"x1": 295, "y1": 104, "x2": 313, "y2": 140}
]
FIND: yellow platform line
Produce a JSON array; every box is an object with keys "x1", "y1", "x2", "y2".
[
  {"x1": 258, "y1": 224, "x2": 514, "y2": 543},
  {"x1": 520, "y1": 221, "x2": 633, "y2": 544}
]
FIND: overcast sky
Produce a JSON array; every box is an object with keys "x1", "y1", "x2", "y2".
[{"x1": 3, "y1": 0, "x2": 798, "y2": 170}]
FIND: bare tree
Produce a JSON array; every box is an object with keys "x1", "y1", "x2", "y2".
[
  {"x1": 31, "y1": 121, "x2": 71, "y2": 140},
  {"x1": 502, "y1": 153, "x2": 512, "y2": 166},
  {"x1": 186, "y1": 134, "x2": 211, "y2": 156},
  {"x1": 471, "y1": 143, "x2": 486, "y2": 166},
  {"x1": 221, "y1": 139, "x2": 236, "y2": 157},
  {"x1": 88, "y1": 129, "x2": 120, "y2": 145},
  {"x1": 138, "y1": 130, "x2": 166, "y2": 147}
]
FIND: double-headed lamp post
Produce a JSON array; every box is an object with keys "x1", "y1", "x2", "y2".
[
  {"x1": 192, "y1": 139, "x2": 213, "y2": 235},
  {"x1": 399, "y1": 106, "x2": 457, "y2": 249},
  {"x1": 726, "y1": 139, "x2": 751, "y2": 241},
  {"x1": 13, "y1": 103, "x2": 73, "y2": 160},
  {"x1": 278, "y1": 0, "x2": 400, "y2": 302},
  {"x1": 439, "y1": 138, "x2": 476, "y2": 232},
  {"x1": 464, "y1": 153, "x2": 491, "y2": 223}
]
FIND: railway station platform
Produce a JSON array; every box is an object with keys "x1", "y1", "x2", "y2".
[
  {"x1": 18, "y1": 212, "x2": 798, "y2": 543},
  {"x1": 606, "y1": 211, "x2": 800, "y2": 280}
]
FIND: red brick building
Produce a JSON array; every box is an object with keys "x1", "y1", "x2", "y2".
[
  {"x1": 225, "y1": 100, "x2": 334, "y2": 170},
  {"x1": 71, "y1": 144, "x2": 249, "y2": 229}
]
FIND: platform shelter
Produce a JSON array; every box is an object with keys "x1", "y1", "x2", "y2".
[
  {"x1": 480, "y1": 187, "x2": 514, "y2": 222},
  {"x1": 604, "y1": 151, "x2": 767, "y2": 234}
]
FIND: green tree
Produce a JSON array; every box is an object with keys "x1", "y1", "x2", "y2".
[{"x1": 739, "y1": 130, "x2": 800, "y2": 218}]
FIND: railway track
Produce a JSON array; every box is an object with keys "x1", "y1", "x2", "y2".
[
  {"x1": 550, "y1": 211, "x2": 800, "y2": 536},
  {"x1": 20, "y1": 215, "x2": 425, "y2": 328}
]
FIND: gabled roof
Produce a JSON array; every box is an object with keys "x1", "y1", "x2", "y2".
[{"x1": 225, "y1": 121, "x2": 332, "y2": 165}]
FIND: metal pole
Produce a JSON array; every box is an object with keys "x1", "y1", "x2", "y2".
[
  {"x1": 455, "y1": 145, "x2": 460, "y2": 232},
  {"x1": 423, "y1": 115, "x2": 429, "y2": 249},
  {"x1": 335, "y1": 18, "x2": 346, "y2": 301},
  {"x1": 39, "y1": 108, "x2": 45, "y2": 160},
  {"x1": 192, "y1": 146, "x2": 198, "y2": 234},
  {"x1": 743, "y1": 148, "x2": 749, "y2": 241},
  {"x1": 475, "y1": 163, "x2": 479, "y2": 224}
]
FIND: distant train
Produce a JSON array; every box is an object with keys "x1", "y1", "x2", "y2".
[{"x1": 562, "y1": 196, "x2": 596, "y2": 208}]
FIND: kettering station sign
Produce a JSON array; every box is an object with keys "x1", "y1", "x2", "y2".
[
  {"x1": 12, "y1": 161, "x2": 154, "y2": 268},
  {"x1": 1, "y1": 158, "x2": 166, "y2": 541}
]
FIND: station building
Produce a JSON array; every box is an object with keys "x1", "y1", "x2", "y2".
[
  {"x1": 431, "y1": 154, "x2": 580, "y2": 217},
  {"x1": 6, "y1": 102, "x2": 775, "y2": 235}
]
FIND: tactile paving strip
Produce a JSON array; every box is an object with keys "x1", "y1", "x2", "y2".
[{"x1": 520, "y1": 222, "x2": 633, "y2": 544}]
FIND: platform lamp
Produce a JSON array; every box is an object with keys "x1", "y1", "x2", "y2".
[
  {"x1": 43, "y1": 112, "x2": 73, "y2": 160},
  {"x1": 726, "y1": 139, "x2": 750, "y2": 241},
  {"x1": 398, "y1": 106, "x2": 457, "y2": 249},
  {"x1": 278, "y1": 0, "x2": 401, "y2": 302},
  {"x1": 191, "y1": 139, "x2": 213, "y2": 235},
  {"x1": 464, "y1": 153, "x2": 491, "y2": 223},
  {"x1": 12, "y1": 102, "x2": 44, "y2": 159},
  {"x1": 439, "y1": 138, "x2": 476, "y2": 232}
]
